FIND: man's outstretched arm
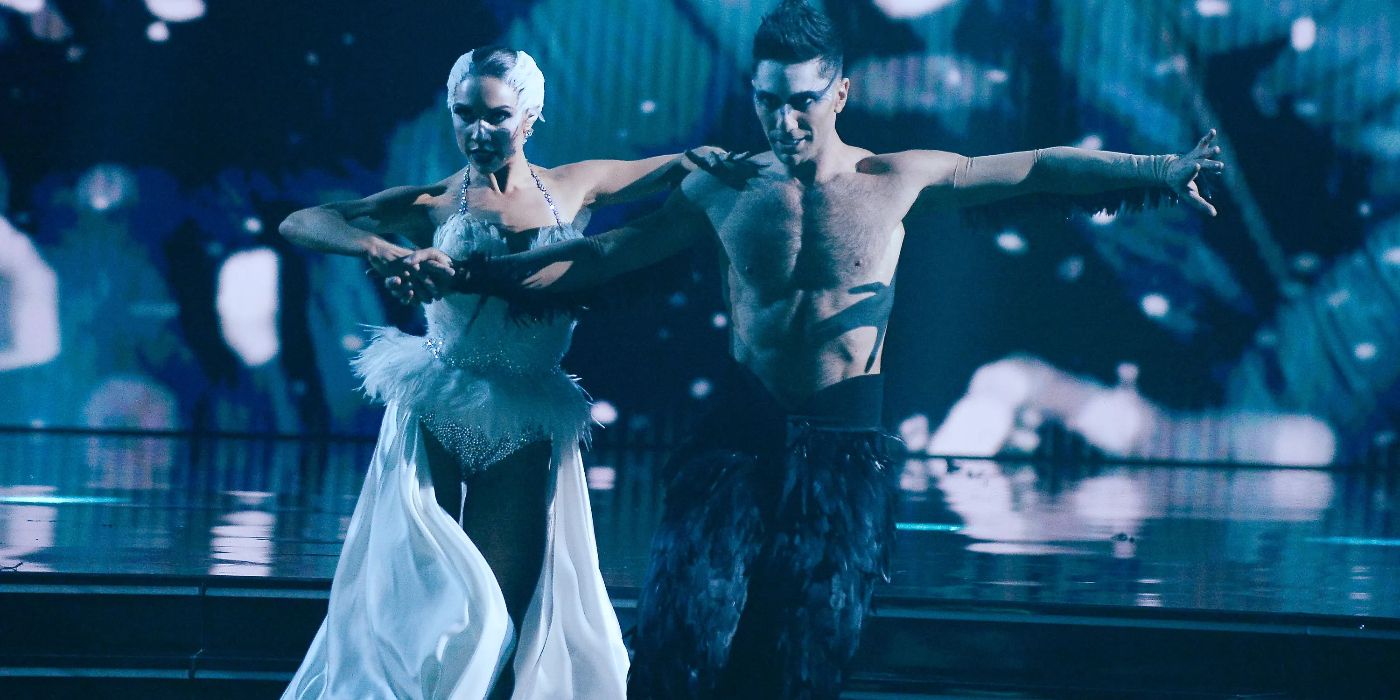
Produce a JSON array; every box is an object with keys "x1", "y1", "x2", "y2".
[
  {"x1": 472, "y1": 186, "x2": 710, "y2": 293},
  {"x1": 385, "y1": 185, "x2": 713, "y2": 308},
  {"x1": 890, "y1": 130, "x2": 1225, "y2": 218}
]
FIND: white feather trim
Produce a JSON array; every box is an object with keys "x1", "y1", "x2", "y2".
[{"x1": 352, "y1": 327, "x2": 591, "y2": 449}]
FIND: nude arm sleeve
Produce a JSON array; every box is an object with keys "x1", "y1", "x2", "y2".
[{"x1": 946, "y1": 147, "x2": 1179, "y2": 228}]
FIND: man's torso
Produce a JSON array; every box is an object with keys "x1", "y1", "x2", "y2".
[{"x1": 685, "y1": 150, "x2": 918, "y2": 408}]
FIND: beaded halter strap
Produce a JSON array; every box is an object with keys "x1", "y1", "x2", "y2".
[{"x1": 458, "y1": 163, "x2": 563, "y2": 229}]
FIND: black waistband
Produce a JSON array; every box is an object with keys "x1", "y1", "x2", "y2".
[
  {"x1": 682, "y1": 363, "x2": 884, "y2": 455},
  {"x1": 787, "y1": 374, "x2": 885, "y2": 429},
  {"x1": 719, "y1": 365, "x2": 884, "y2": 430}
]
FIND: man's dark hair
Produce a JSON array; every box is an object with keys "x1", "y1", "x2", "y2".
[{"x1": 752, "y1": 0, "x2": 844, "y2": 76}]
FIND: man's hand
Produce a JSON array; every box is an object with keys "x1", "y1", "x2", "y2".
[
  {"x1": 1166, "y1": 129, "x2": 1226, "y2": 217},
  {"x1": 684, "y1": 148, "x2": 762, "y2": 191},
  {"x1": 370, "y1": 246, "x2": 455, "y2": 305}
]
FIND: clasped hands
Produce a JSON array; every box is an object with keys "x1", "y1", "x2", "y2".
[{"x1": 367, "y1": 246, "x2": 457, "y2": 305}]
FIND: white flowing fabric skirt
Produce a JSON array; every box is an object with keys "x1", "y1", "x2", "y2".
[{"x1": 282, "y1": 402, "x2": 628, "y2": 699}]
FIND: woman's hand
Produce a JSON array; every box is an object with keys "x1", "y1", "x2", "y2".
[{"x1": 370, "y1": 244, "x2": 456, "y2": 304}]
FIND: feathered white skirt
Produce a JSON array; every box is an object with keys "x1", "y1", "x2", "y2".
[
  {"x1": 351, "y1": 328, "x2": 591, "y2": 474},
  {"x1": 282, "y1": 330, "x2": 626, "y2": 699}
]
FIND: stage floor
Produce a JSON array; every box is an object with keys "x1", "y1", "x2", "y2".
[{"x1": 1, "y1": 430, "x2": 1397, "y2": 621}]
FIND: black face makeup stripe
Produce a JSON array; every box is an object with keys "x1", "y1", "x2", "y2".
[{"x1": 753, "y1": 67, "x2": 841, "y2": 111}]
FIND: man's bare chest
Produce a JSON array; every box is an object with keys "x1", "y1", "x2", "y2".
[{"x1": 709, "y1": 179, "x2": 903, "y2": 292}]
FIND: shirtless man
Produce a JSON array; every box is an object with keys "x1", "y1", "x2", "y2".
[{"x1": 391, "y1": 3, "x2": 1224, "y2": 697}]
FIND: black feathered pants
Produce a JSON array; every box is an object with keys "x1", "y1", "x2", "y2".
[{"x1": 628, "y1": 367, "x2": 896, "y2": 700}]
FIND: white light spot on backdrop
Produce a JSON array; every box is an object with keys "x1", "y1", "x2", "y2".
[
  {"x1": 0, "y1": 216, "x2": 60, "y2": 371},
  {"x1": 1057, "y1": 256, "x2": 1085, "y2": 282},
  {"x1": 1291, "y1": 252, "x2": 1320, "y2": 273},
  {"x1": 243, "y1": 216, "x2": 263, "y2": 234},
  {"x1": 1360, "y1": 127, "x2": 1400, "y2": 158},
  {"x1": 143, "y1": 0, "x2": 204, "y2": 22},
  {"x1": 29, "y1": 4, "x2": 71, "y2": 42},
  {"x1": 1327, "y1": 289, "x2": 1350, "y2": 307},
  {"x1": 77, "y1": 164, "x2": 136, "y2": 212},
  {"x1": 1090, "y1": 210, "x2": 1117, "y2": 226},
  {"x1": 1265, "y1": 418, "x2": 1337, "y2": 466},
  {"x1": 0, "y1": 0, "x2": 44, "y2": 13},
  {"x1": 984, "y1": 69, "x2": 1009, "y2": 84},
  {"x1": 1152, "y1": 55, "x2": 1188, "y2": 78},
  {"x1": 898, "y1": 414, "x2": 930, "y2": 452},
  {"x1": 1007, "y1": 428, "x2": 1040, "y2": 452},
  {"x1": 1140, "y1": 293, "x2": 1170, "y2": 318},
  {"x1": 340, "y1": 334, "x2": 363, "y2": 352},
  {"x1": 1194, "y1": 0, "x2": 1230, "y2": 17},
  {"x1": 216, "y1": 248, "x2": 280, "y2": 367},
  {"x1": 1290, "y1": 17, "x2": 1317, "y2": 52},
  {"x1": 639, "y1": 99, "x2": 657, "y2": 115},
  {"x1": 690, "y1": 378, "x2": 713, "y2": 400},
  {"x1": 871, "y1": 0, "x2": 958, "y2": 19},
  {"x1": 1383, "y1": 247, "x2": 1400, "y2": 265},
  {"x1": 711, "y1": 312, "x2": 728, "y2": 329},
  {"x1": 146, "y1": 21, "x2": 169, "y2": 43},
  {"x1": 590, "y1": 401, "x2": 618, "y2": 426},
  {"x1": 1075, "y1": 134, "x2": 1104, "y2": 151},
  {"x1": 1354, "y1": 342, "x2": 1378, "y2": 361},
  {"x1": 585, "y1": 466, "x2": 616, "y2": 491},
  {"x1": 995, "y1": 230, "x2": 1027, "y2": 254},
  {"x1": 1068, "y1": 389, "x2": 1146, "y2": 455}
]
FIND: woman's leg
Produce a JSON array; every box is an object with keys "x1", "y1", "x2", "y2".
[
  {"x1": 462, "y1": 440, "x2": 553, "y2": 698},
  {"x1": 421, "y1": 427, "x2": 465, "y2": 521}
]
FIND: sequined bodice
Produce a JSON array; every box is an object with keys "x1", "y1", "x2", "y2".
[{"x1": 423, "y1": 209, "x2": 588, "y2": 374}]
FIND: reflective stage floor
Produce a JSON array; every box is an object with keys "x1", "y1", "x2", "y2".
[{"x1": 1, "y1": 430, "x2": 1398, "y2": 698}]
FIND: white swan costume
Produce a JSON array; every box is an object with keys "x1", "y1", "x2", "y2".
[{"x1": 283, "y1": 50, "x2": 627, "y2": 700}]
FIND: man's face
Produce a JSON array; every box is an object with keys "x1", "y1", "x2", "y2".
[
  {"x1": 752, "y1": 58, "x2": 848, "y2": 167},
  {"x1": 451, "y1": 75, "x2": 532, "y2": 172}
]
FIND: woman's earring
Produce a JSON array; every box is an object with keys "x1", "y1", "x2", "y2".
[{"x1": 524, "y1": 127, "x2": 535, "y2": 138}]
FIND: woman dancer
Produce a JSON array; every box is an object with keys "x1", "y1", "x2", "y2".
[{"x1": 278, "y1": 46, "x2": 696, "y2": 699}]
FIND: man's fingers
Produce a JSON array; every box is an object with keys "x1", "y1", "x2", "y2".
[
  {"x1": 686, "y1": 150, "x2": 716, "y2": 169},
  {"x1": 1187, "y1": 189, "x2": 1217, "y2": 217}
]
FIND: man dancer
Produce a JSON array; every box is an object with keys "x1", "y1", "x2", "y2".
[{"x1": 392, "y1": 2, "x2": 1224, "y2": 696}]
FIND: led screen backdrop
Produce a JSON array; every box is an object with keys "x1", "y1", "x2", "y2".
[{"x1": 1, "y1": 0, "x2": 1396, "y2": 465}]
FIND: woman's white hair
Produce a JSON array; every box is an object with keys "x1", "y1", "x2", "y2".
[{"x1": 445, "y1": 48, "x2": 546, "y2": 122}]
